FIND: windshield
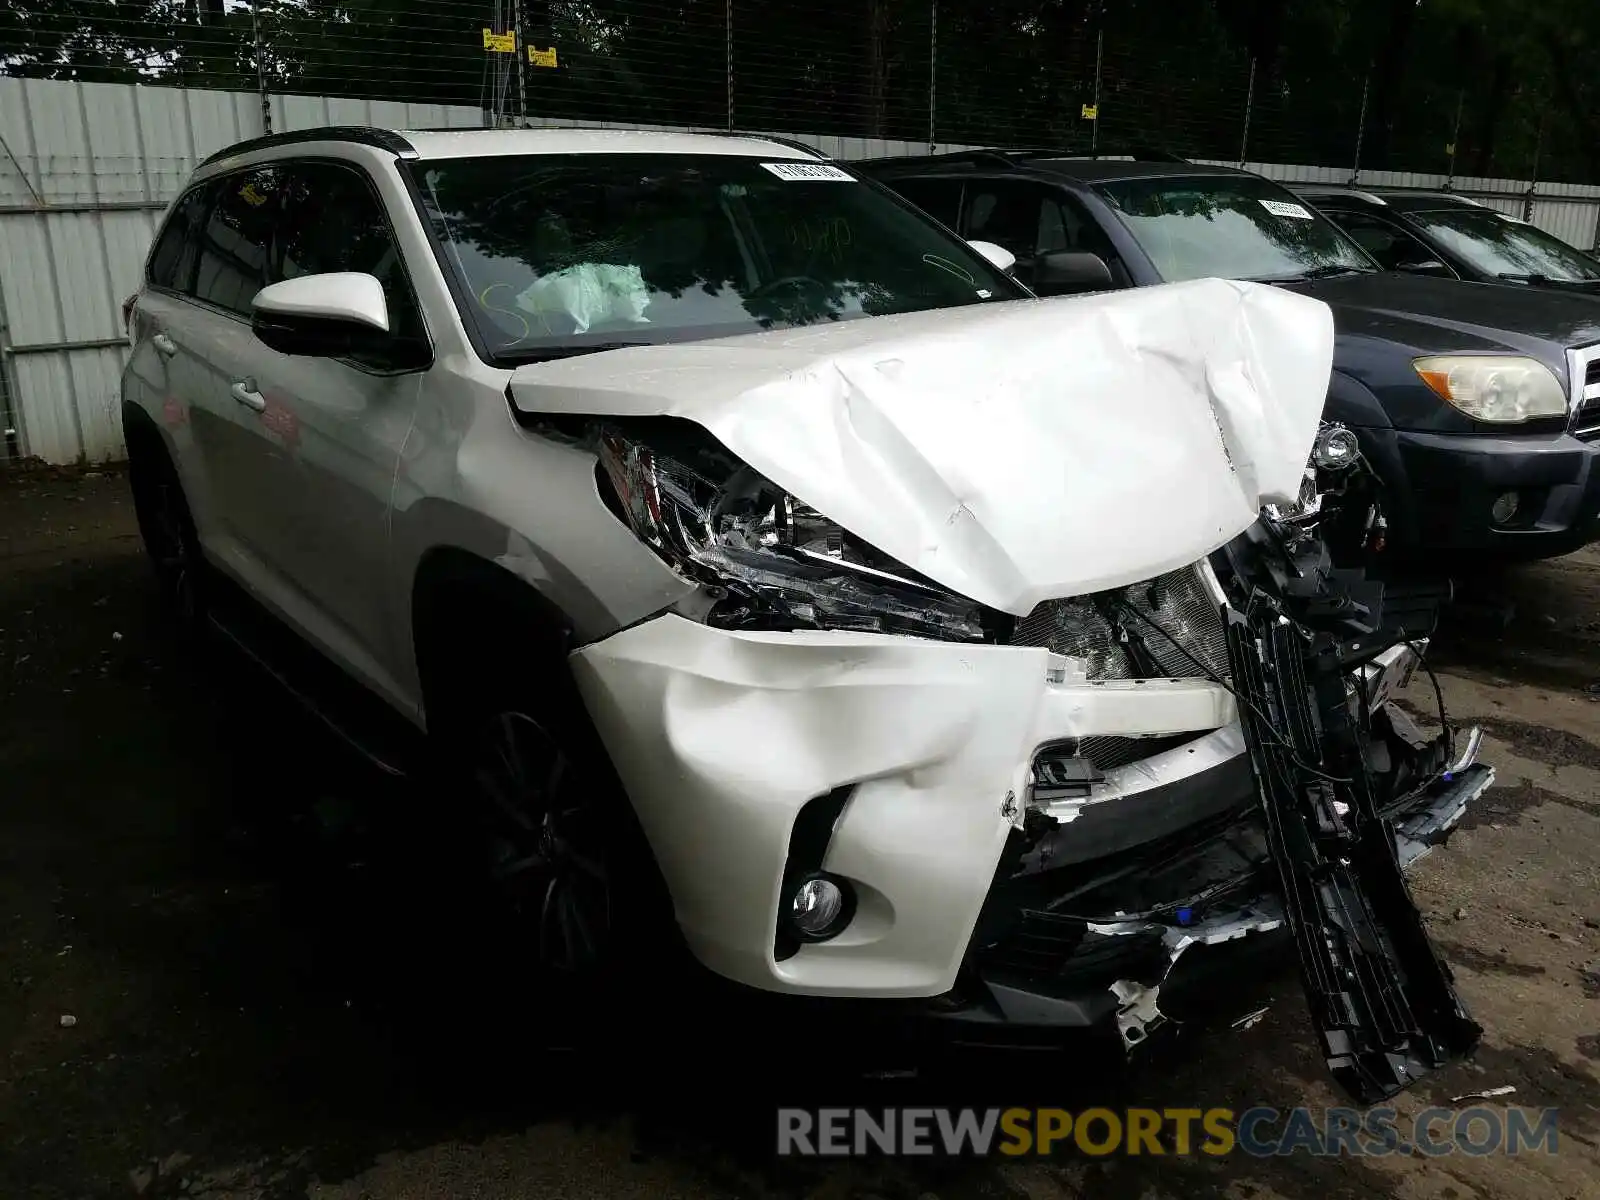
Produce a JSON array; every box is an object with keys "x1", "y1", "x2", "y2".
[
  {"x1": 1405, "y1": 208, "x2": 1600, "y2": 283},
  {"x1": 408, "y1": 153, "x2": 1024, "y2": 363},
  {"x1": 1095, "y1": 174, "x2": 1375, "y2": 283}
]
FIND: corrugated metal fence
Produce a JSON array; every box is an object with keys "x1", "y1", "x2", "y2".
[{"x1": 4, "y1": 76, "x2": 1600, "y2": 464}]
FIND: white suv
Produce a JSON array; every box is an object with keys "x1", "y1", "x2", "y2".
[{"x1": 121, "y1": 127, "x2": 1491, "y2": 1098}]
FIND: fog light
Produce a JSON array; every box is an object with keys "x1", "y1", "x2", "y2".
[
  {"x1": 1490, "y1": 491, "x2": 1519, "y2": 524},
  {"x1": 1312, "y1": 425, "x2": 1361, "y2": 470},
  {"x1": 790, "y1": 875, "x2": 847, "y2": 938}
]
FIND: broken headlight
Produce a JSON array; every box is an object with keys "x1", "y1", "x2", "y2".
[{"x1": 596, "y1": 425, "x2": 989, "y2": 641}]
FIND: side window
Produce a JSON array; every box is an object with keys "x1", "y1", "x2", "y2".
[
  {"x1": 1039, "y1": 193, "x2": 1127, "y2": 283},
  {"x1": 147, "y1": 184, "x2": 211, "y2": 293},
  {"x1": 962, "y1": 180, "x2": 1053, "y2": 265},
  {"x1": 193, "y1": 167, "x2": 283, "y2": 316},
  {"x1": 273, "y1": 161, "x2": 430, "y2": 371},
  {"x1": 886, "y1": 177, "x2": 963, "y2": 228},
  {"x1": 1330, "y1": 210, "x2": 1444, "y2": 273}
]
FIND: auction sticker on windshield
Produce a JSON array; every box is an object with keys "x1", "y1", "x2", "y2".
[
  {"x1": 761, "y1": 162, "x2": 857, "y2": 182},
  {"x1": 1260, "y1": 198, "x2": 1315, "y2": 220}
]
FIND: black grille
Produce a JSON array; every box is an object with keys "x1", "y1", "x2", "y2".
[
  {"x1": 973, "y1": 909, "x2": 1169, "y2": 984},
  {"x1": 1009, "y1": 565, "x2": 1230, "y2": 682},
  {"x1": 1574, "y1": 356, "x2": 1600, "y2": 440}
]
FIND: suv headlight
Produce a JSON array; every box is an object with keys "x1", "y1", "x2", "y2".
[
  {"x1": 595, "y1": 424, "x2": 989, "y2": 642},
  {"x1": 1413, "y1": 355, "x2": 1567, "y2": 423}
]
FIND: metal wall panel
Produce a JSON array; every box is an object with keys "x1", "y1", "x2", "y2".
[{"x1": 5, "y1": 76, "x2": 1600, "y2": 463}]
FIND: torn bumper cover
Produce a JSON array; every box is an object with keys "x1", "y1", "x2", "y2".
[
  {"x1": 569, "y1": 606, "x2": 1241, "y2": 997},
  {"x1": 529, "y1": 278, "x2": 1486, "y2": 1099}
]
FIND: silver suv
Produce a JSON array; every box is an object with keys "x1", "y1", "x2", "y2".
[{"x1": 121, "y1": 127, "x2": 1491, "y2": 1099}]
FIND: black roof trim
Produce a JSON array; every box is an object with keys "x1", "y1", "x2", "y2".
[
  {"x1": 199, "y1": 126, "x2": 418, "y2": 169},
  {"x1": 738, "y1": 132, "x2": 830, "y2": 159},
  {"x1": 861, "y1": 144, "x2": 1190, "y2": 172}
]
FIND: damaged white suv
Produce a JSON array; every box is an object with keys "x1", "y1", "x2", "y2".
[{"x1": 122, "y1": 127, "x2": 1492, "y2": 1102}]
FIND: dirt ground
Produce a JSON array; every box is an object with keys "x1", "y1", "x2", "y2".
[{"x1": 2, "y1": 463, "x2": 1598, "y2": 1200}]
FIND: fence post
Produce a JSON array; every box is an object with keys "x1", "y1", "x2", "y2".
[
  {"x1": 251, "y1": 0, "x2": 272, "y2": 135},
  {"x1": 927, "y1": 1, "x2": 937, "y2": 151},
  {"x1": 1349, "y1": 73, "x2": 1369, "y2": 184},
  {"x1": 1524, "y1": 112, "x2": 1545, "y2": 222},
  {"x1": 1090, "y1": 27, "x2": 1103, "y2": 155},
  {"x1": 1238, "y1": 57, "x2": 1256, "y2": 168},
  {"x1": 726, "y1": 0, "x2": 734, "y2": 132},
  {"x1": 513, "y1": 0, "x2": 528, "y2": 125},
  {"x1": 1444, "y1": 89, "x2": 1463, "y2": 188}
]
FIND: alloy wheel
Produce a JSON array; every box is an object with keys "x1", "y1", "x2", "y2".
[{"x1": 472, "y1": 710, "x2": 611, "y2": 974}]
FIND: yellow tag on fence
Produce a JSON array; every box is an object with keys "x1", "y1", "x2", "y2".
[
  {"x1": 1081, "y1": 104, "x2": 1098, "y2": 120},
  {"x1": 528, "y1": 46, "x2": 558, "y2": 68},
  {"x1": 482, "y1": 29, "x2": 516, "y2": 53}
]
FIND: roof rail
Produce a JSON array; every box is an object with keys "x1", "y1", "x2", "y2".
[
  {"x1": 738, "y1": 132, "x2": 830, "y2": 159},
  {"x1": 199, "y1": 126, "x2": 418, "y2": 169},
  {"x1": 860, "y1": 143, "x2": 1191, "y2": 169},
  {"x1": 863, "y1": 148, "x2": 1031, "y2": 170}
]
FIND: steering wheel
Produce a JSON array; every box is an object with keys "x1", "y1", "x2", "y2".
[{"x1": 750, "y1": 274, "x2": 826, "y2": 298}]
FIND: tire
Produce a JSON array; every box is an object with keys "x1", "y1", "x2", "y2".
[
  {"x1": 434, "y1": 645, "x2": 681, "y2": 1026},
  {"x1": 127, "y1": 431, "x2": 206, "y2": 633}
]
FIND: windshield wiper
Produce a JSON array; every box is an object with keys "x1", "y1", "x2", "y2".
[
  {"x1": 1296, "y1": 264, "x2": 1371, "y2": 281},
  {"x1": 1497, "y1": 272, "x2": 1553, "y2": 284},
  {"x1": 1244, "y1": 264, "x2": 1371, "y2": 284},
  {"x1": 497, "y1": 341, "x2": 657, "y2": 365}
]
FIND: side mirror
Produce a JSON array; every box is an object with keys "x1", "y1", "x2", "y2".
[
  {"x1": 1033, "y1": 250, "x2": 1116, "y2": 295},
  {"x1": 251, "y1": 272, "x2": 391, "y2": 358},
  {"x1": 1397, "y1": 259, "x2": 1453, "y2": 279},
  {"x1": 967, "y1": 239, "x2": 1018, "y2": 275}
]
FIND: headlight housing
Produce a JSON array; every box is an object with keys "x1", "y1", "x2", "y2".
[
  {"x1": 1413, "y1": 355, "x2": 1568, "y2": 423},
  {"x1": 595, "y1": 423, "x2": 990, "y2": 642}
]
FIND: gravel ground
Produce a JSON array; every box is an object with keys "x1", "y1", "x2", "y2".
[{"x1": 2, "y1": 463, "x2": 1598, "y2": 1200}]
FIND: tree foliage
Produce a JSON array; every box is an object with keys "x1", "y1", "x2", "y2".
[{"x1": 3, "y1": 0, "x2": 1597, "y2": 181}]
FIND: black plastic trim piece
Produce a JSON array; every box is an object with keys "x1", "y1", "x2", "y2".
[
  {"x1": 199, "y1": 127, "x2": 419, "y2": 169},
  {"x1": 1225, "y1": 588, "x2": 1481, "y2": 1104},
  {"x1": 774, "y1": 785, "x2": 855, "y2": 961}
]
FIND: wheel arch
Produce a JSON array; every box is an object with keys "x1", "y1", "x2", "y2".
[{"x1": 409, "y1": 545, "x2": 578, "y2": 737}]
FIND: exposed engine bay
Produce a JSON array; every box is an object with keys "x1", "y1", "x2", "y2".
[{"x1": 948, "y1": 437, "x2": 1488, "y2": 1105}]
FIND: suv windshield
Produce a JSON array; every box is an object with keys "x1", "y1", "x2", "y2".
[
  {"x1": 409, "y1": 153, "x2": 1024, "y2": 363},
  {"x1": 1095, "y1": 174, "x2": 1375, "y2": 283},
  {"x1": 1406, "y1": 207, "x2": 1600, "y2": 283}
]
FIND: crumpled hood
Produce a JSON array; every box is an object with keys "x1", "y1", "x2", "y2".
[{"x1": 508, "y1": 277, "x2": 1335, "y2": 616}]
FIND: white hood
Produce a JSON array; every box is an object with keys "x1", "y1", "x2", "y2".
[{"x1": 508, "y1": 278, "x2": 1335, "y2": 617}]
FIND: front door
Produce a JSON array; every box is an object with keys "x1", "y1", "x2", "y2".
[{"x1": 241, "y1": 159, "x2": 432, "y2": 691}]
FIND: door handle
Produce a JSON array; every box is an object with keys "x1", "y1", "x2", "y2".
[
  {"x1": 152, "y1": 332, "x2": 177, "y2": 358},
  {"x1": 230, "y1": 377, "x2": 266, "y2": 412}
]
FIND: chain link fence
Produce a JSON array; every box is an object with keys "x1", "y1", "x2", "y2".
[{"x1": 0, "y1": 0, "x2": 1586, "y2": 185}]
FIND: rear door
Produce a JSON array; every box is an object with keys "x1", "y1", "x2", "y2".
[
  {"x1": 126, "y1": 184, "x2": 215, "y2": 520},
  {"x1": 181, "y1": 165, "x2": 288, "y2": 586}
]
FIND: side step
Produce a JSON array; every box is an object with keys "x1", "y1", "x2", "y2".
[
  {"x1": 1226, "y1": 597, "x2": 1482, "y2": 1104},
  {"x1": 202, "y1": 573, "x2": 420, "y2": 780}
]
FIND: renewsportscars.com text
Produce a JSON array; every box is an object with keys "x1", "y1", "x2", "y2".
[{"x1": 776, "y1": 1106, "x2": 1559, "y2": 1158}]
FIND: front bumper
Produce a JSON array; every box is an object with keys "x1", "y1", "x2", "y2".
[
  {"x1": 1371, "y1": 425, "x2": 1600, "y2": 556},
  {"x1": 569, "y1": 612, "x2": 1239, "y2": 997},
  {"x1": 922, "y1": 761, "x2": 1493, "y2": 1048}
]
